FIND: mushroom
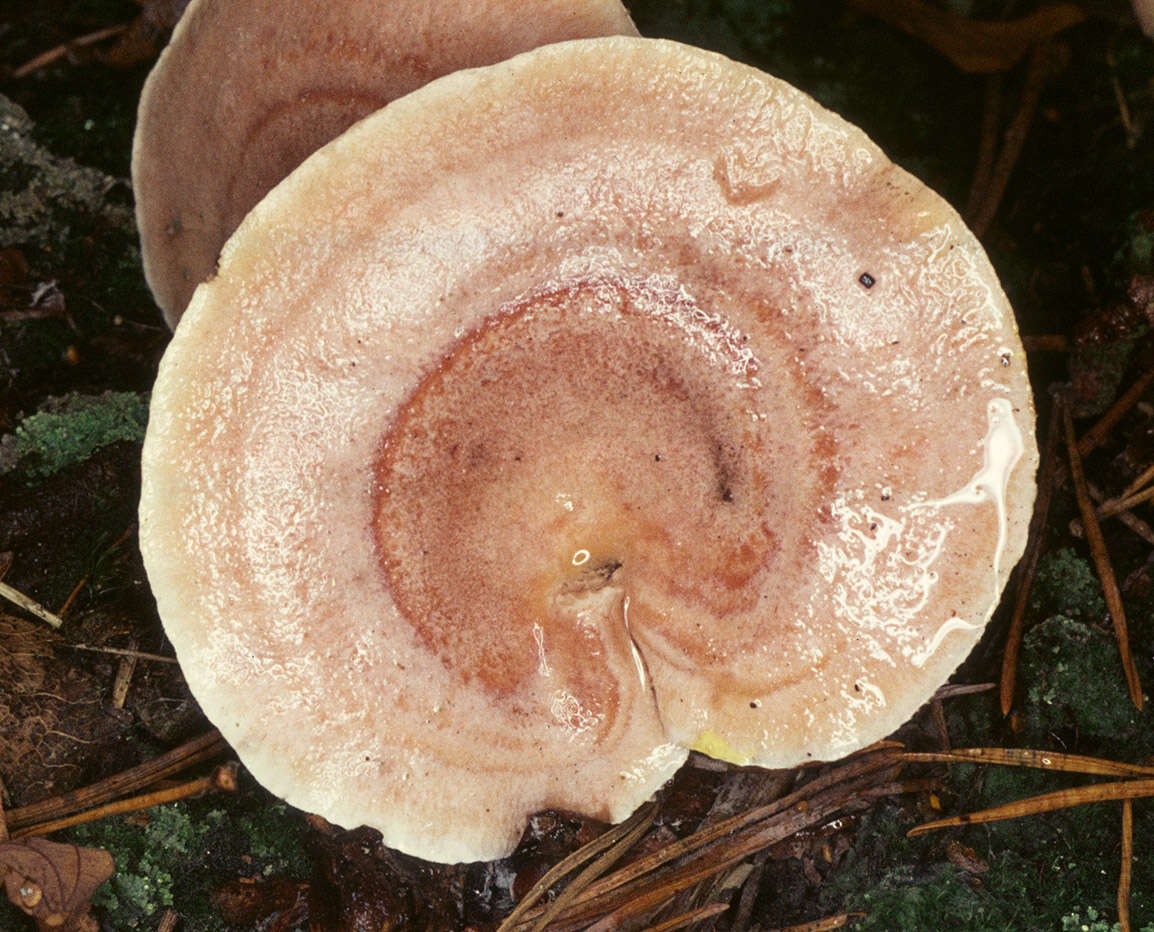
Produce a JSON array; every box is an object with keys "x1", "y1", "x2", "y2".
[
  {"x1": 131, "y1": 0, "x2": 638, "y2": 326},
  {"x1": 139, "y1": 36, "x2": 1038, "y2": 864},
  {"x1": 1134, "y1": 0, "x2": 1154, "y2": 36}
]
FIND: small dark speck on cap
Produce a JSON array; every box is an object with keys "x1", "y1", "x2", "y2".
[{"x1": 858, "y1": 272, "x2": 876, "y2": 289}]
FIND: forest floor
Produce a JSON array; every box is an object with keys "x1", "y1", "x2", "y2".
[{"x1": 1, "y1": 0, "x2": 1153, "y2": 929}]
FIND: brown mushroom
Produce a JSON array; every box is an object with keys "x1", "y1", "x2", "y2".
[
  {"x1": 131, "y1": 0, "x2": 638, "y2": 326},
  {"x1": 1134, "y1": 0, "x2": 1154, "y2": 36},
  {"x1": 139, "y1": 36, "x2": 1038, "y2": 863}
]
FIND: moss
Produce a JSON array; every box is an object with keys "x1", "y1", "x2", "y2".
[
  {"x1": 1030, "y1": 550, "x2": 1107, "y2": 621},
  {"x1": 823, "y1": 792, "x2": 1154, "y2": 931},
  {"x1": 0, "y1": 895, "x2": 27, "y2": 930},
  {"x1": 820, "y1": 807, "x2": 1030, "y2": 930},
  {"x1": 66, "y1": 804, "x2": 196, "y2": 930},
  {"x1": 64, "y1": 795, "x2": 309, "y2": 930},
  {"x1": 0, "y1": 390, "x2": 148, "y2": 480},
  {"x1": 849, "y1": 865, "x2": 1021, "y2": 930},
  {"x1": 1020, "y1": 615, "x2": 1149, "y2": 747},
  {"x1": 233, "y1": 803, "x2": 311, "y2": 876},
  {"x1": 1062, "y1": 908, "x2": 1154, "y2": 932},
  {"x1": 1115, "y1": 208, "x2": 1154, "y2": 277}
]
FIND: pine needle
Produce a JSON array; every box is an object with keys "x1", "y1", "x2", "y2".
[
  {"x1": 907, "y1": 778, "x2": 1154, "y2": 837},
  {"x1": 1119, "y1": 799, "x2": 1133, "y2": 932},
  {"x1": 1000, "y1": 397, "x2": 1061, "y2": 714},
  {"x1": 569, "y1": 749, "x2": 900, "y2": 913},
  {"x1": 525, "y1": 804, "x2": 656, "y2": 932},
  {"x1": 497, "y1": 805, "x2": 655, "y2": 932},
  {"x1": 899, "y1": 747, "x2": 1154, "y2": 778},
  {"x1": 765, "y1": 915, "x2": 862, "y2": 932},
  {"x1": 1075, "y1": 365, "x2": 1154, "y2": 460},
  {"x1": 632, "y1": 901, "x2": 729, "y2": 932},
  {"x1": 1064, "y1": 400, "x2": 1144, "y2": 708},
  {"x1": 13, "y1": 763, "x2": 239, "y2": 838},
  {"x1": 503, "y1": 747, "x2": 904, "y2": 929},
  {"x1": 1118, "y1": 461, "x2": 1154, "y2": 503}
]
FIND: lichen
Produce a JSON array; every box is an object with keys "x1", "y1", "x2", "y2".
[
  {"x1": 0, "y1": 93, "x2": 133, "y2": 251},
  {"x1": 0, "y1": 390, "x2": 149, "y2": 480}
]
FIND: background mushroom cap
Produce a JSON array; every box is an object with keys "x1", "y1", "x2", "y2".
[
  {"x1": 130, "y1": 0, "x2": 638, "y2": 326},
  {"x1": 139, "y1": 36, "x2": 1038, "y2": 864}
]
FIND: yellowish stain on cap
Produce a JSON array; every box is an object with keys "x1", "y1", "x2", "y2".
[{"x1": 691, "y1": 730, "x2": 751, "y2": 766}]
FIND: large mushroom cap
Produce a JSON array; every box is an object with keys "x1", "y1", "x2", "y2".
[
  {"x1": 131, "y1": 0, "x2": 638, "y2": 326},
  {"x1": 140, "y1": 36, "x2": 1038, "y2": 864}
]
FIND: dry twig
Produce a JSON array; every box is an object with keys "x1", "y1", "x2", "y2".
[
  {"x1": 110, "y1": 637, "x2": 138, "y2": 709},
  {"x1": 6, "y1": 730, "x2": 226, "y2": 831},
  {"x1": 0, "y1": 580, "x2": 64, "y2": 630},
  {"x1": 67, "y1": 642, "x2": 179, "y2": 664},
  {"x1": 13, "y1": 763, "x2": 239, "y2": 838},
  {"x1": 12, "y1": 25, "x2": 128, "y2": 78}
]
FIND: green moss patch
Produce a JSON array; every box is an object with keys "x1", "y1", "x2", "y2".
[
  {"x1": 66, "y1": 795, "x2": 309, "y2": 930},
  {"x1": 0, "y1": 390, "x2": 148, "y2": 481}
]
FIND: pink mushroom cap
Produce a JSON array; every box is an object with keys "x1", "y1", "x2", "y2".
[{"x1": 139, "y1": 36, "x2": 1038, "y2": 864}]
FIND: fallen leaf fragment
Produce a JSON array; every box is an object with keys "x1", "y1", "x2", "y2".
[
  {"x1": 0, "y1": 836, "x2": 114, "y2": 928},
  {"x1": 945, "y1": 839, "x2": 989, "y2": 874}
]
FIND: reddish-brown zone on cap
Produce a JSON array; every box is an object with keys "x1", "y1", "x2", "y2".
[{"x1": 374, "y1": 277, "x2": 840, "y2": 708}]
